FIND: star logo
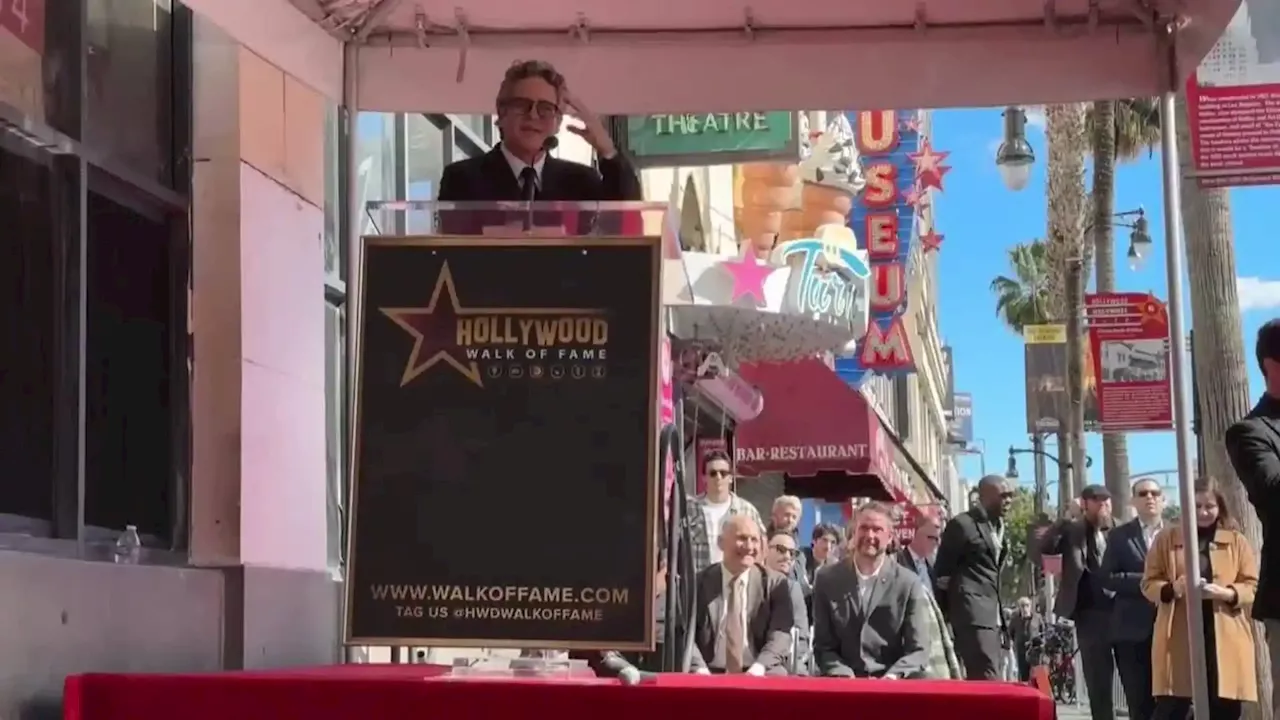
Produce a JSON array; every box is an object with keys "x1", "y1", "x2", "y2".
[
  {"x1": 721, "y1": 244, "x2": 774, "y2": 305},
  {"x1": 917, "y1": 164, "x2": 952, "y2": 192},
  {"x1": 920, "y1": 229, "x2": 944, "y2": 253},
  {"x1": 380, "y1": 261, "x2": 598, "y2": 389},
  {"x1": 902, "y1": 184, "x2": 929, "y2": 211},
  {"x1": 908, "y1": 139, "x2": 950, "y2": 177},
  {"x1": 899, "y1": 116, "x2": 922, "y2": 135}
]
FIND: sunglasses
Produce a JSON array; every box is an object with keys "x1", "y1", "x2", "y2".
[
  {"x1": 707, "y1": 469, "x2": 732, "y2": 478},
  {"x1": 1135, "y1": 489, "x2": 1162, "y2": 498},
  {"x1": 500, "y1": 97, "x2": 560, "y2": 119},
  {"x1": 771, "y1": 544, "x2": 799, "y2": 557}
]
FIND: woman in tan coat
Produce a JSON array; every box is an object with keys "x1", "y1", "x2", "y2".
[{"x1": 1141, "y1": 477, "x2": 1259, "y2": 720}]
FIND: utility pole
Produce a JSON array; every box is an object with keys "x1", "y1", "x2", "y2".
[{"x1": 1032, "y1": 433, "x2": 1048, "y2": 518}]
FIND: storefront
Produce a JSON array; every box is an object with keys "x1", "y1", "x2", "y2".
[{"x1": 735, "y1": 355, "x2": 947, "y2": 537}]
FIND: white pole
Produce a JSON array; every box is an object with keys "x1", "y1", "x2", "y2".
[{"x1": 1157, "y1": 26, "x2": 1212, "y2": 717}]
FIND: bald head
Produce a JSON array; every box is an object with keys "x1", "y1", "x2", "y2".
[
  {"x1": 977, "y1": 474, "x2": 1013, "y2": 519},
  {"x1": 718, "y1": 514, "x2": 761, "y2": 574}
]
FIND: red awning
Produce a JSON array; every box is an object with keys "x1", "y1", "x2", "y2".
[{"x1": 734, "y1": 359, "x2": 897, "y2": 502}]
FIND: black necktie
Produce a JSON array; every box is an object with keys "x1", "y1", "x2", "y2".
[{"x1": 520, "y1": 167, "x2": 538, "y2": 201}]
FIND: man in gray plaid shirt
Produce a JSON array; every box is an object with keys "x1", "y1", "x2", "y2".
[{"x1": 689, "y1": 450, "x2": 764, "y2": 573}]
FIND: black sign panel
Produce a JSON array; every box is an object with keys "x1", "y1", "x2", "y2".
[{"x1": 346, "y1": 236, "x2": 661, "y2": 650}]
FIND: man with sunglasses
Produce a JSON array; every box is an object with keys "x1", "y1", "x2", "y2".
[
  {"x1": 1100, "y1": 478, "x2": 1165, "y2": 720},
  {"x1": 765, "y1": 531, "x2": 810, "y2": 674},
  {"x1": 690, "y1": 451, "x2": 763, "y2": 574},
  {"x1": 437, "y1": 60, "x2": 641, "y2": 205},
  {"x1": 935, "y1": 474, "x2": 1014, "y2": 680}
]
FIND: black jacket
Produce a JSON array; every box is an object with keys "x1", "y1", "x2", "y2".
[
  {"x1": 1226, "y1": 395, "x2": 1280, "y2": 619},
  {"x1": 934, "y1": 505, "x2": 1007, "y2": 629},
  {"x1": 438, "y1": 145, "x2": 641, "y2": 202},
  {"x1": 1099, "y1": 517, "x2": 1158, "y2": 642}
]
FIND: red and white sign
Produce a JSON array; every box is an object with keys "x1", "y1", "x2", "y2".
[
  {"x1": 1085, "y1": 292, "x2": 1174, "y2": 432},
  {"x1": 659, "y1": 335, "x2": 675, "y2": 515},
  {"x1": 0, "y1": 0, "x2": 45, "y2": 120},
  {"x1": 1186, "y1": 3, "x2": 1280, "y2": 188}
]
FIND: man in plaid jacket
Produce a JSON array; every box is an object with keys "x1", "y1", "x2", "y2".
[{"x1": 689, "y1": 450, "x2": 764, "y2": 573}]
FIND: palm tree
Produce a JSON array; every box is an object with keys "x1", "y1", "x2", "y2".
[
  {"x1": 1174, "y1": 91, "x2": 1272, "y2": 720},
  {"x1": 1086, "y1": 98, "x2": 1162, "y2": 517},
  {"x1": 991, "y1": 241, "x2": 1052, "y2": 332},
  {"x1": 1044, "y1": 104, "x2": 1089, "y2": 504}
]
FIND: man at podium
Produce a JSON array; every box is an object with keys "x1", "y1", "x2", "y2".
[{"x1": 437, "y1": 60, "x2": 642, "y2": 203}]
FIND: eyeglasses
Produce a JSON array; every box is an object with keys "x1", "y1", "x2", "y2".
[
  {"x1": 1135, "y1": 489, "x2": 1162, "y2": 498},
  {"x1": 707, "y1": 469, "x2": 732, "y2": 478},
  {"x1": 500, "y1": 97, "x2": 560, "y2": 119},
  {"x1": 771, "y1": 545, "x2": 799, "y2": 557}
]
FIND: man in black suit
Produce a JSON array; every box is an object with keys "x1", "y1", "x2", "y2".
[
  {"x1": 896, "y1": 514, "x2": 941, "y2": 588},
  {"x1": 1041, "y1": 485, "x2": 1115, "y2": 720},
  {"x1": 689, "y1": 514, "x2": 794, "y2": 675},
  {"x1": 437, "y1": 60, "x2": 641, "y2": 208},
  {"x1": 1226, "y1": 318, "x2": 1280, "y2": 720},
  {"x1": 934, "y1": 474, "x2": 1013, "y2": 680},
  {"x1": 1100, "y1": 477, "x2": 1165, "y2": 720}
]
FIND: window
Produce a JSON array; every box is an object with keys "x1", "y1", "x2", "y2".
[
  {"x1": 0, "y1": 140, "x2": 57, "y2": 527},
  {"x1": 406, "y1": 114, "x2": 444, "y2": 233},
  {"x1": 355, "y1": 112, "x2": 398, "y2": 234},
  {"x1": 84, "y1": 0, "x2": 178, "y2": 185},
  {"x1": 83, "y1": 171, "x2": 177, "y2": 542},
  {"x1": 0, "y1": 0, "x2": 84, "y2": 139}
]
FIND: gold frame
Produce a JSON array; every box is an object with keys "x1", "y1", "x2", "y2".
[{"x1": 342, "y1": 233, "x2": 662, "y2": 650}]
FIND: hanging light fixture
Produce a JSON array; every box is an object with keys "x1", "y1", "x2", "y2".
[
  {"x1": 1129, "y1": 210, "x2": 1153, "y2": 260},
  {"x1": 995, "y1": 107, "x2": 1036, "y2": 191}
]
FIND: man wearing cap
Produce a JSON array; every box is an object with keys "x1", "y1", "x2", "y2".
[
  {"x1": 1226, "y1": 318, "x2": 1280, "y2": 719},
  {"x1": 1040, "y1": 485, "x2": 1116, "y2": 720}
]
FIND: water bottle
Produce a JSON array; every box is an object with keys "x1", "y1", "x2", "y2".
[{"x1": 114, "y1": 524, "x2": 142, "y2": 564}]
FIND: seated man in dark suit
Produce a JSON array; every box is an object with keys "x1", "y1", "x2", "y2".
[
  {"x1": 812, "y1": 502, "x2": 929, "y2": 679},
  {"x1": 689, "y1": 514, "x2": 794, "y2": 675},
  {"x1": 436, "y1": 60, "x2": 641, "y2": 234}
]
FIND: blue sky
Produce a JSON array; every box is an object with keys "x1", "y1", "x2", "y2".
[{"x1": 932, "y1": 108, "x2": 1280, "y2": 504}]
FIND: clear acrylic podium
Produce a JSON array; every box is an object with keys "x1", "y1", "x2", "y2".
[{"x1": 362, "y1": 200, "x2": 671, "y2": 239}]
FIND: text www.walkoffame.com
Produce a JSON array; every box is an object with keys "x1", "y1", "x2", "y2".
[{"x1": 369, "y1": 584, "x2": 629, "y2": 622}]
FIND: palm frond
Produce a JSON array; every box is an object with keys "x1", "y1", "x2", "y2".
[{"x1": 991, "y1": 240, "x2": 1053, "y2": 334}]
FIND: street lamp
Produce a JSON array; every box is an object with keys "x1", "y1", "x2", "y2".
[
  {"x1": 996, "y1": 107, "x2": 1035, "y2": 191},
  {"x1": 1088, "y1": 207, "x2": 1151, "y2": 270}
]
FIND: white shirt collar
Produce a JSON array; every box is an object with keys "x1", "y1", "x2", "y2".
[
  {"x1": 500, "y1": 144, "x2": 546, "y2": 187},
  {"x1": 721, "y1": 564, "x2": 749, "y2": 589}
]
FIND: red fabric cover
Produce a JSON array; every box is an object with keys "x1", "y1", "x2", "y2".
[{"x1": 64, "y1": 666, "x2": 1054, "y2": 720}]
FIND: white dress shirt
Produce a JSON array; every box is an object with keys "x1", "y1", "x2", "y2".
[
  {"x1": 707, "y1": 566, "x2": 765, "y2": 676},
  {"x1": 501, "y1": 144, "x2": 546, "y2": 190},
  {"x1": 1140, "y1": 518, "x2": 1163, "y2": 549}
]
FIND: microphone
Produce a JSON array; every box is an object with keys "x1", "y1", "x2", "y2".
[{"x1": 543, "y1": 135, "x2": 559, "y2": 151}]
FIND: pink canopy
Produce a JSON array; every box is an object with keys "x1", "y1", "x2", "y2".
[{"x1": 189, "y1": 0, "x2": 1238, "y2": 113}]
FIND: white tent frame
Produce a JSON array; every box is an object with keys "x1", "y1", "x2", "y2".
[{"x1": 187, "y1": 0, "x2": 1242, "y2": 711}]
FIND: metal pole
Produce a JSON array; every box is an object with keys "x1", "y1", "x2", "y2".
[
  {"x1": 1157, "y1": 58, "x2": 1212, "y2": 718},
  {"x1": 1033, "y1": 435, "x2": 1047, "y2": 517},
  {"x1": 340, "y1": 41, "x2": 360, "y2": 666}
]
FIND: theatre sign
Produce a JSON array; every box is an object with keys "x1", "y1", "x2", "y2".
[{"x1": 616, "y1": 111, "x2": 801, "y2": 167}]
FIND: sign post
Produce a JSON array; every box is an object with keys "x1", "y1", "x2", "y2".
[{"x1": 346, "y1": 234, "x2": 662, "y2": 650}]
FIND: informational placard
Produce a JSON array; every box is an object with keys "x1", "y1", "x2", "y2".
[
  {"x1": 1085, "y1": 292, "x2": 1174, "y2": 432},
  {"x1": 1187, "y1": 0, "x2": 1280, "y2": 188},
  {"x1": 1022, "y1": 324, "x2": 1101, "y2": 434},
  {"x1": 346, "y1": 235, "x2": 661, "y2": 650}
]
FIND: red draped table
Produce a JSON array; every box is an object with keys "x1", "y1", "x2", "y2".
[{"x1": 65, "y1": 665, "x2": 1055, "y2": 720}]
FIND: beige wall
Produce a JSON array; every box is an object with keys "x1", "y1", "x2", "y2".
[{"x1": 191, "y1": 17, "x2": 329, "y2": 572}]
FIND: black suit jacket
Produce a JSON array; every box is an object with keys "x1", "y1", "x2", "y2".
[
  {"x1": 896, "y1": 547, "x2": 935, "y2": 587},
  {"x1": 1226, "y1": 395, "x2": 1280, "y2": 620},
  {"x1": 1098, "y1": 517, "x2": 1157, "y2": 643},
  {"x1": 934, "y1": 506, "x2": 1007, "y2": 629},
  {"x1": 689, "y1": 563, "x2": 794, "y2": 674},
  {"x1": 1039, "y1": 517, "x2": 1112, "y2": 621},
  {"x1": 438, "y1": 146, "x2": 641, "y2": 201}
]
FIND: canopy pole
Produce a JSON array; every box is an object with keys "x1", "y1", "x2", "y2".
[
  {"x1": 1156, "y1": 21, "x2": 1212, "y2": 720},
  {"x1": 340, "y1": 39, "x2": 361, "y2": 665}
]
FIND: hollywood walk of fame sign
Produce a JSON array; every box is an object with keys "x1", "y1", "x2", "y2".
[{"x1": 345, "y1": 234, "x2": 662, "y2": 651}]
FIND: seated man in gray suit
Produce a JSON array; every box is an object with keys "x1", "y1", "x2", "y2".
[
  {"x1": 812, "y1": 501, "x2": 929, "y2": 679},
  {"x1": 690, "y1": 514, "x2": 795, "y2": 675}
]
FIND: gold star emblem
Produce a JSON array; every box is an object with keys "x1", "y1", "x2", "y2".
[{"x1": 380, "y1": 262, "x2": 485, "y2": 388}]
